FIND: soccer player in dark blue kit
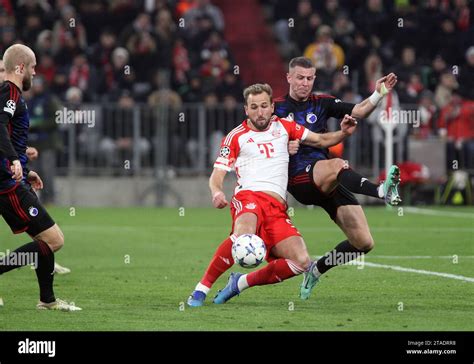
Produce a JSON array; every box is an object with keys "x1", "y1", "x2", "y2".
[
  {"x1": 0, "y1": 44, "x2": 80, "y2": 311},
  {"x1": 274, "y1": 57, "x2": 401, "y2": 299}
]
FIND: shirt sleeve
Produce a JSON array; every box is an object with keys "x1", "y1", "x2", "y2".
[
  {"x1": 320, "y1": 96, "x2": 355, "y2": 119},
  {"x1": 0, "y1": 86, "x2": 19, "y2": 162},
  {"x1": 279, "y1": 118, "x2": 309, "y2": 141},
  {"x1": 213, "y1": 135, "x2": 240, "y2": 172}
]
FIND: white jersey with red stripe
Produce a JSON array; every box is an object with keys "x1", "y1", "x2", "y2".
[{"x1": 213, "y1": 116, "x2": 309, "y2": 200}]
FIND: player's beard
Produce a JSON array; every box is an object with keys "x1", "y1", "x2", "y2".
[
  {"x1": 22, "y1": 72, "x2": 32, "y2": 91},
  {"x1": 249, "y1": 116, "x2": 271, "y2": 131}
]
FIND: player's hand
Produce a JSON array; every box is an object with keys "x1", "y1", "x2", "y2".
[
  {"x1": 341, "y1": 114, "x2": 358, "y2": 136},
  {"x1": 212, "y1": 191, "x2": 228, "y2": 209},
  {"x1": 288, "y1": 139, "x2": 300, "y2": 156},
  {"x1": 27, "y1": 170, "x2": 43, "y2": 190},
  {"x1": 26, "y1": 147, "x2": 39, "y2": 161},
  {"x1": 376, "y1": 73, "x2": 397, "y2": 95},
  {"x1": 10, "y1": 160, "x2": 23, "y2": 182}
]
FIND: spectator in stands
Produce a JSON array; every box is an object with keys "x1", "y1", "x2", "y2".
[
  {"x1": 68, "y1": 54, "x2": 99, "y2": 101},
  {"x1": 399, "y1": 73, "x2": 424, "y2": 105},
  {"x1": 459, "y1": 46, "x2": 474, "y2": 100},
  {"x1": 184, "y1": 0, "x2": 224, "y2": 33},
  {"x1": 426, "y1": 54, "x2": 448, "y2": 92},
  {"x1": 415, "y1": 90, "x2": 438, "y2": 139},
  {"x1": 36, "y1": 53, "x2": 57, "y2": 87},
  {"x1": 291, "y1": 0, "x2": 319, "y2": 54},
  {"x1": 21, "y1": 14, "x2": 43, "y2": 46},
  {"x1": 23, "y1": 76, "x2": 62, "y2": 204},
  {"x1": 127, "y1": 30, "x2": 157, "y2": 87},
  {"x1": 321, "y1": 0, "x2": 340, "y2": 26},
  {"x1": 216, "y1": 72, "x2": 242, "y2": 102},
  {"x1": 153, "y1": 8, "x2": 177, "y2": 70},
  {"x1": 437, "y1": 16, "x2": 462, "y2": 65},
  {"x1": 435, "y1": 71, "x2": 459, "y2": 109},
  {"x1": 333, "y1": 13, "x2": 355, "y2": 52},
  {"x1": 36, "y1": 30, "x2": 54, "y2": 56},
  {"x1": 52, "y1": 5, "x2": 87, "y2": 54},
  {"x1": 438, "y1": 90, "x2": 474, "y2": 169},
  {"x1": 360, "y1": 52, "x2": 383, "y2": 96},
  {"x1": 200, "y1": 50, "x2": 230, "y2": 92},
  {"x1": 119, "y1": 12, "x2": 152, "y2": 47},
  {"x1": 394, "y1": 47, "x2": 421, "y2": 85},
  {"x1": 181, "y1": 72, "x2": 204, "y2": 102},
  {"x1": 109, "y1": 47, "x2": 135, "y2": 101},
  {"x1": 172, "y1": 38, "x2": 191, "y2": 90},
  {"x1": 303, "y1": 25, "x2": 345, "y2": 91}
]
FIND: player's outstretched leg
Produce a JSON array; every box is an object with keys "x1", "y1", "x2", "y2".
[
  {"x1": 34, "y1": 225, "x2": 81, "y2": 311},
  {"x1": 187, "y1": 236, "x2": 234, "y2": 307},
  {"x1": 300, "y1": 205, "x2": 374, "y2": 300},
  {"x1": 316, "y1": 159, "x2": 401, "y2": 205},
  {"x1": 213, "y1": 258, "x2": 305, "y2": 304}
]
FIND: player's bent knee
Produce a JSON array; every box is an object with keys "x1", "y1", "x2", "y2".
[
  {"x1": 354, "y1": 236, "x2": 374, "y2": 253},
  {"x1": 333, "y1": 158, "x2": 347, "y2": 173},
  {"x1": 297, "y1": 255, "x2": 311, "y2": 271},
  {"x1": 42, "y1": 231, "x2": 65, "y2": 252}
]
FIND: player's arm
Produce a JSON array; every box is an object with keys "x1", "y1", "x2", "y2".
[
  {"x1": 351, "y1": 73, "x2": 398, "y2": 119},
  {"x1": 209, "y1": 168, "x2": 228, "y2": 209},
  {"x1": 301, "y1": 114, "x2": 357, "y2": 148},
  {"x1": 0, "y1": 113, "x2": 22, "y2": 182}
]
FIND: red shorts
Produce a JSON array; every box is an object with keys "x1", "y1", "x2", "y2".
[{"x1": 230, "y1": 191, "x2": 301, "y2": 259}]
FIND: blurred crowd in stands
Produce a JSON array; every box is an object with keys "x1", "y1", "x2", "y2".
[
  {"x1": 0, "y1": 0, "x2": 473, "y2": 178},
  {"x1": 266, "y1": 0, "x2": 473, "y2": 144},
  {"x1": 0, "y1": 0, "x2": 243, "y2": 107}
]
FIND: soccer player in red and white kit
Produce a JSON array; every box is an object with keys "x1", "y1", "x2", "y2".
[{"x1": 187, "y1": 83, "x2": 357, "y2": 306}]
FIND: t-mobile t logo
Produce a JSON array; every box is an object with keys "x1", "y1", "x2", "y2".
[{"x1": 257, "y1": 143, "x2": 275, "y2": 158}]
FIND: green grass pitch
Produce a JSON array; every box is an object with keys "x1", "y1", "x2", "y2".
[{"x1": 0, "y1": 206, "x2": 472, "y2": 331}]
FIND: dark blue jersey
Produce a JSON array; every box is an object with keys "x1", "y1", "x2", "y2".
[
  {"x1": 274, "y1": 94, "x2": 355, "y2": 177},
  {"x1": 0, "y1": 81, "x2": 30, "y2": 192}
]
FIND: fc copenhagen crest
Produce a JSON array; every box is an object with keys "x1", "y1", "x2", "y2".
[{"x1": 306, "y1": 113, "x2": 317, "y2": 124}]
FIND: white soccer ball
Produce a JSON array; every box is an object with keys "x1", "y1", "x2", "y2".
[{"x1": 232, "y1": 234, "x2": 266, "y2": 269}]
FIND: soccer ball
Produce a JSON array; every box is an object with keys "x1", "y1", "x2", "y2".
[{"x1": 232, "y1": 234, "x2": 266, "y2": 268}]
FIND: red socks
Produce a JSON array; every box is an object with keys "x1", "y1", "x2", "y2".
[
  {"x1": 200, "y1": 237, "x2": 234, "y2": 288},
  {"x1": 246, "y1": 259, "x2": 304, "y2": 287}
]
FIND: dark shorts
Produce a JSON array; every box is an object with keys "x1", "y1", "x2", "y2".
[
  {"x1": 288, "y1": 159, "x2": 360, "y2": 220},
  {"x1": 0, "y1": 183, "x2": 55, "y2": 237}
]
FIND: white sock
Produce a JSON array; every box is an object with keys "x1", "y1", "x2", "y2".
[
  {"x1": 377, "y1": 183, "x2": 385, "y2": 198},
  {"x1": 237, "y1": 274, "x2": 249, "y2": 292},
  {"x1": 195, "y1": 282, "x2": 211, "y2": 295}
]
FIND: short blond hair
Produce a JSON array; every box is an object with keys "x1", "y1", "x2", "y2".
[
  {"x1": 243, "y1": 83, "x2": 273, "y2": 105},
  {"x1": 2, "y1": 44, "x2": 35, "y2": 73}
]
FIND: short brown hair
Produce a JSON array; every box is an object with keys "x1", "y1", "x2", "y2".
[
  {"x1": 243, "y1": 83, "x2": 273, "y2": 104},
  {"x1": 289, "y1": 57, "x2": 314, "y2": 71}
]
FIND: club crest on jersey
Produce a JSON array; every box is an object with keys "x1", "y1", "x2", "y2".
[
  {"x1": 272, "y1": 129, "x2": 281, "y2": 138},
  {"x1": 4, "y1": 99, "x2": 16, "y2": 116},
  {"x1": 245, "y1": 203, "x2": 256, "y2": 210},
  {"x1": 219, "y1": 146, "x2": 231, "y2": 158},
  {"x1": 306, "y1": 113, "x2": 317, "y2": 124},
  {"x1": 28, "y1": 206, "x2": 39, "y2": 217}
]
